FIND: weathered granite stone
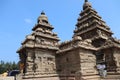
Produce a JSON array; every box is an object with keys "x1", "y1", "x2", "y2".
[{"x1": 17, "y1": 0, "x2": 120, "y2": 80}]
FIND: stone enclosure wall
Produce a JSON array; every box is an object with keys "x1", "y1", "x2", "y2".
[{"x1": 56, "y1": 49, "x2": 81, "y2": 80}]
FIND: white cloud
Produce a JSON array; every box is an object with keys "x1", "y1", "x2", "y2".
[{"x1": 24, "y1": 18, "x2": 32, "y2": 24}]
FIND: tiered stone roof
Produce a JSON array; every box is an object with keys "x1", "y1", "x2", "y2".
[
  {"x1": 73, "y1": 0, "x2": 112, "y2": 40},
  {"x1": 17, "y1": 12, "x2": 60, "y2": 53},
  {"x1": 58, "y1": 0, "x2": 120, "y2": 53}
]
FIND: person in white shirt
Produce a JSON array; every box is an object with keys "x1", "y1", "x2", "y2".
[
  {"x1": 97, "y1": 63, "x2": 107, "y2": 78},
  {"x1": 97, "y1": 64, "x2": 103, "y2": 76},
  {"x1": 101, "y1": 64, "x2": 107, "y2": 78}
]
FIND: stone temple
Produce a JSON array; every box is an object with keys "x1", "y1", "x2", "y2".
[{"x1": 17, "y1": 0, "x2": 120, "y2": 80}]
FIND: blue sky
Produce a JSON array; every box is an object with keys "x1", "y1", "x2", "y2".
[{"x1": 0, "y1": 0, "x2": 120, "y2": 62}]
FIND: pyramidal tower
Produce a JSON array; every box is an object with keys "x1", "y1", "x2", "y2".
[
  {"x1": 17, "y1": 12, "x2": 60, "y2": 80},
  {"x1": 73, "y1": 0, "x2": 113, "y2": 47},
  {"x1": 17, "y1": 0, "x2": 120, "y2": 80}
]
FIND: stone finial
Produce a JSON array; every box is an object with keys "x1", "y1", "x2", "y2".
[
  {"x1": 85, "y1": 0, "x2": 88, "y2": 2},
  {"x1": 41, "y1": 11, "x2": 45, "y2": 15},
  {"x1": 37, "y1": 11, "x2": 48, "y2": 24},
  {"x1": 83, "y1": 0, "x2": 91, "y2": 10}
]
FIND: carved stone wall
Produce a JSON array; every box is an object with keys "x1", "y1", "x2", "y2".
[
  {"x1": 56, "y1": 47, "x2": 98, "y2": 80},
  {"x1": 20, "y1": 48, "x2": 58, "y2": 79},
  {"x1": 34, "y1": 49, "x2": 56, "y2": 74},
  {"x1": 79, "y1": 49, "x2": 98, "y2": 76}
]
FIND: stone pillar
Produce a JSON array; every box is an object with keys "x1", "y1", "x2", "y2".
[
  {"x1": 25, "y1": 50, "x2": 35, "y2": 74},
  {"x1": 75, "y1": 71, "x2": 82, "y2": 80},
  {"x1": 113, "y1": 49, "x2": 120, "y2": 73}
]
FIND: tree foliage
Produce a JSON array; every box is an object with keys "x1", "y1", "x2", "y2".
[{"x1": 0, "y1": 61, "x2": 19, "y2": 74}]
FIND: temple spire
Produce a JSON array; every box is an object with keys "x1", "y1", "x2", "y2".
[
  {"x1": 83, "y1": 0, "x2": 91, "y2": 10},
  {"x1": 85, "y1": 0, "x2": 88, "y2": 2},
  {"x1": 41, "y1": 11, "x2": 45, "y2": 15}
]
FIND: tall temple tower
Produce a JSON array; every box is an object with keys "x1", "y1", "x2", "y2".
[
  {"x1": 73, "y1": 0, "x2": 112, "y2": 47},
  {"x1": 73, "y1": 0, "x2": 120, "y2": 78},
  {"x1": 17, "y1": 0, "x2": 120, "y2": 80},
  {"x1": 57, "y1": 0, "x2": 120, "y2": 79},
  {"x1": 17, "y1": 12, "x2": 60, "y2": 80}
]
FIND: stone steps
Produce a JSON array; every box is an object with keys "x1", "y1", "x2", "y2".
[
  {"x1": 101, "y1": 74, "x2": 120, "y2": 80},
  {"x1": 82, "y1": 75, "x2": 101, "y2": 80},
  {"x1": 82, "y1": 74, "x2": 120, "y2": 80}
]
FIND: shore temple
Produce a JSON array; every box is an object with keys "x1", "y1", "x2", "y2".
[{"x1": 17, "y1": 0, "x2": 120, "y2": 80}]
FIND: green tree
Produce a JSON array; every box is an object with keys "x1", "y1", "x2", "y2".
[{"x1": 0, "y1": 61, "x2": 19, "y2": 74}]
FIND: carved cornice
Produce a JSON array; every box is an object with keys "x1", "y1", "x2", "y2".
[
  {"x1": 17, "y1": 43, "x2": 59, "y2": 53},
  {"x1": 32, "y1": 23, "x2": 53, "y2": 31},
  {"x1": 57, "y1": 38, "x2": 96, "y2": 54},
  {"x1": 98, "y1": 38, "x2": 120, "y2": 50}
]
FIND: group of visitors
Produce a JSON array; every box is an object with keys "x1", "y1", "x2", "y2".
[{"x1": 96, "y1": 63, "x2": 107, "y2": 78}]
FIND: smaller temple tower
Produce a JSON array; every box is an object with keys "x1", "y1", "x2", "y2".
[{"x1": 17, "y1": 12, "x2": 60, "y2": 80}]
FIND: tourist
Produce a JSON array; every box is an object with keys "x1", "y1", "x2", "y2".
[
  {"x1": 96, "y1": 64, "x2": 102, "y2": 76},
  {"x1": 102, "y1": 63, "x2": 107, "y2": 78},
  {"x1": 97, "y1": 63, "x2": 107, "y2": 78}
]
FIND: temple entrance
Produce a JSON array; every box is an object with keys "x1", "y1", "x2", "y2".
[
  {"x1": 96, "y1": 49, "x2": 117, "y2": 72},
  {"x1": 19, "y1": 53, "x2": 27, "y2": 74},
  {"x1": 96, "y1": 51, "x2": 105, "y2": 64},
  {"x1": 105, "y1": 52, "x2": 117, "y2": 72}
]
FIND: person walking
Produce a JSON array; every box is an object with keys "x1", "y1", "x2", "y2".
[
  {"x1": 97, "y1": 63, "x2": 107, "y2": 78},
  {"x1": 101, "y1": 63, "x2": 107, "y2": 78},
  {"x1": 97, "y1": 64, "x2": 102, "y2": 76}
]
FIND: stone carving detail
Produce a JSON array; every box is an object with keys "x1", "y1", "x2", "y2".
[
  {"x1": 82, "y1": 39, "x2": 92, "y2": 45},
  {"x1": 36, "y1": 37, "x2": 45, "y2": 44},
  {"x1": 97, "y1": 30, "x2": 102, "y2": 35},
  {"x1": 27, "y1": 57, "x2": 33, "y2": 62},
  {"x1": 26, "y1": 62, "x2": 33, "y2": 71},
  {"x1": 27, "y1": 52, "x2": 34, "y2": 62},
  {"x1": 97, "y1": 30, "x2": 108, "y2": 39},
  {"x1": 103, "y1": 38, "x2": 114, "y2": 46},
  {"x1": 73, "y1": 36, "x2": 82, "y2": 41}
]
